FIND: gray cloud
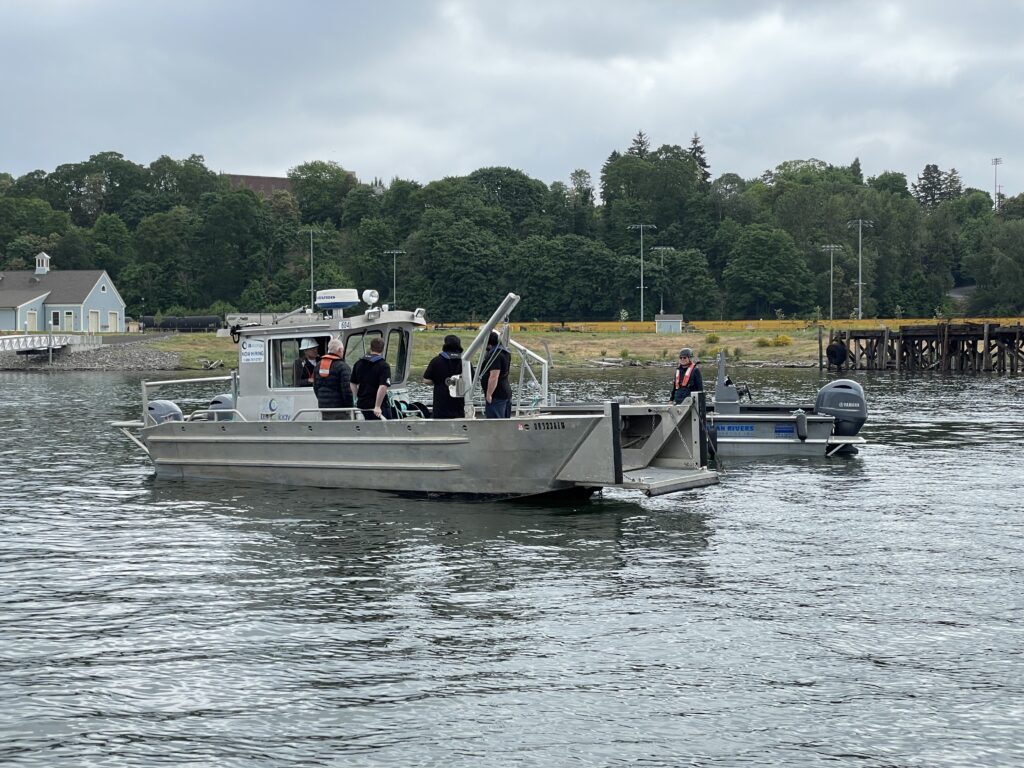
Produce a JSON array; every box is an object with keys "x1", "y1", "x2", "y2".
[{"x1": 1, "y1": 0, "x2": 1020, "y2": 198}]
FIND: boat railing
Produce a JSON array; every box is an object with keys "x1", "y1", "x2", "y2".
[
  {"x1": 508, "y1": 338, "x2": 549, "y2": 414},
  {"x1": 292, "y1": 407, "x2": 363, "y2": 421},
  {"x1": 140, "y1": 372, "x2": 237, "y2": 425},
  {"x1": 185, "y1": 409, "x2": 249, "y2": 422}
]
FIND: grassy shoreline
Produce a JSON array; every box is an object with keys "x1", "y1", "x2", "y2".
[{"x1": 136, "y1": 328, "x2": 827, "y2": 370}]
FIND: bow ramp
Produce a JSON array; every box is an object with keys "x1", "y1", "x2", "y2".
[{"x1": 554, "y1": 401, "x2": 718, "y2": 497}]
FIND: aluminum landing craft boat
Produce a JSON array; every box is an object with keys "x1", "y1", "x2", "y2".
[
  {"x1": 113, "y1": 291, "x2": 717, "y2": 500},
  {"x1": 707, "y1": 353, "x2": 867, "y2": 458}
]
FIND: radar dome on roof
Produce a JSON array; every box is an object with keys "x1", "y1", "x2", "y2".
[{"x1": 314, "y1": 289, "x2": 360, "y2": 309}]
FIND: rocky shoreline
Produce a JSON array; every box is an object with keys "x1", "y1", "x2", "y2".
[{"x1": 0, "y1": 339, "x2": 181, "y2": 371}]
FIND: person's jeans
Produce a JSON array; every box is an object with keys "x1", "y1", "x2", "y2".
[{"x1": 485, "y1": 398, "x2": 511, "y2": 418}]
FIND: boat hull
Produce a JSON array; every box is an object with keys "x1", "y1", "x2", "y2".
[
  {"x1": 709, "y1": 411, "x2": 864, "y2": 458},
  {"x1": 142, "y1": 406, "x2": 717, "y2": 499}
]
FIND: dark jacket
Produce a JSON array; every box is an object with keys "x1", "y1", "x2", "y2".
[
  {"x1": 423, "y1": 352, "x2": 467, "y2": 418},
  {"x1": 293, "y1": 357, "x2": 317, "y2": 387},
  {"x1": 670, "y1": 363, "x2": 704, "y2": 404},
  {"x1": 313, "y1": 354, "x2": 354, "y2": 411}
]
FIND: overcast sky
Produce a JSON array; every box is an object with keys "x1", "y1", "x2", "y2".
[{"x1": 1, "y1": 0, "x2": 1021, "y2": 199}]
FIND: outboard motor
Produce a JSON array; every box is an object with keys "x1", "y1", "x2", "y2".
[
  {"x1": 814, "y1": 379, "x2": 867, "y2": 436},
  {"x1": 147, "y1": 399, "x2": 183, "y2": 425},
  {"x1": 208, "y1": 393, "x2": 234, "y2": 421}
]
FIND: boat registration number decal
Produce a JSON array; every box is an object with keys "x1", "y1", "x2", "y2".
[
  {"x1": 774, "y1": 424, "x2": 796, "y2": 436},
  {"x1": 718, "y1": 424, "x2": 754, "y2": 432},
  {"x1": 518, "y1": 421, "x2": 566, "y2": 431}
]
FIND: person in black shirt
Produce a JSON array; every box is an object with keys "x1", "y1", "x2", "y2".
[
  {"x1": 422, "y1": 334, "x2": 468, "y2": 419},
  {"x1": 350, "y1": 336, "x2": 393, "y2": 420},
  {"x1": 826, "y1": 337, "x2": 848, "y2": 372},
  {"x1": 312, "y1": 338, "x2": 353, "y2": 420},
  {"x1": 482, "y1": 331, "x2": 512, "y2": 418},
  {"x1": 670, "y1": 347, "x2": 704, "y2": 404}
]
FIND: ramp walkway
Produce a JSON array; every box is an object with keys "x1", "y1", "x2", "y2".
[{"x1": 0, "y1": 334, "x2": 102, "y2": 354}]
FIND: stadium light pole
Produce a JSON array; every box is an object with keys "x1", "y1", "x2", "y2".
[
  {"x1": 627, "y1": 224, "x2": 656, "y2": 322},
  {"x1": 992, "y1": 157, "x2": 1003, "y2": 211},
  {"x1": 383, "y1": 250, "x2": 406, "y2": 310},
  {"x1": 821, "y1": 244, "x2": 843, "y2": 321},
  {"x1": 650, "y1": 246, "x2": 675, "y2": 315},
  {"x1": 847, "y1": 219, "x2": 874, "y2": 320}
]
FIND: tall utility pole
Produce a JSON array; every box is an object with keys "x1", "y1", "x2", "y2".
[
  {"x1": 992, "y1": 157, "x2": 1003, "y2": 211},
  {"x1": 650, "y1": 246, "x2": 675, "y2": 315},
  {"x1": 626, "y1": 224, "x2": 656, "y2": 322},
  {"x1": 847, "y1": 219, "x2": 874, "y2": 320},
  {"x1": 301, "y1": 228, "x2": 318, "y2": 309},
  {"x1": 383, "y1": 250, "x2": 406, "y2": 309},
  {"x1": 821, "y1": 244, "x2": 843, "y2": 321}
]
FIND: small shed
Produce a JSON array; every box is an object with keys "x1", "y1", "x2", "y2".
[{"x1": 655, "y1": 313, "x2": 684, "y2": 334}]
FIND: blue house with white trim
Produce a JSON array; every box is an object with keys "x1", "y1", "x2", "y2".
[{"x1": 0, "y1": 252, "x2": 126, "y2": 333}]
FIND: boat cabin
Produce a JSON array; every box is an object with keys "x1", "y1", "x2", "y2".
[{"x1": 232, "y1": 288, "x2": 427, "y2": 421}]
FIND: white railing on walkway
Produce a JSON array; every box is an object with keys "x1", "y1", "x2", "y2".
[{"x1": 0, "y1": 334, "x2": 101, "y2": 353}]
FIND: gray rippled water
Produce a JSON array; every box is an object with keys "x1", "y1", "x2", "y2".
[{"x1": 1, "y1": 368, "x2": 1022, "y2": 767}]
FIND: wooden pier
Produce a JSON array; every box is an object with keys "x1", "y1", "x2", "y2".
[{"x1": 820, "y1": 323, "x2": 1024, "y2": 373}]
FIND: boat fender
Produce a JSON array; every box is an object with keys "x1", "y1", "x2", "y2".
[{"x1": 793, "y1": 409, "x2": 808, "y2": 441}]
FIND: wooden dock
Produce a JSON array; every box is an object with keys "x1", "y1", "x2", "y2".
[{"x1": 820, "y1": 323, "x2": 1024, "y2": 373}]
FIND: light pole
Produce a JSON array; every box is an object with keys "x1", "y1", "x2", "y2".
[
  {"x1": 301, "y1": 228, "x2": 318, "y2": 309},
  {"x1": 992, "y1": 157, "x2": 1003, "y2": 211},
  {"x1": 650, "y1": 246, "x2": 675, "y2": 315},
  {"x1": 383, "y1": 250, "x2": 406, "y2": 309},
  {"x1": 847, "y1": 219, "x2": 873, "y2": 320},
  {"x1": 821, "y1": 244, "x2": 843, "y2": 321},
  {"x1": 627, "y1": 224, "x2": 656, "y2": 322}
]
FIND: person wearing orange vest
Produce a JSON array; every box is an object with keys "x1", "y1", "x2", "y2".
[
  {"x1": 670, "y1": 347, "x2": 704, "y2": 404},
  {"x1": 313, "y1": 338, "x2": 353, "y2": 420}
]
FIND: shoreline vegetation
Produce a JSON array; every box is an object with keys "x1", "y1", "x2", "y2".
[{"x1": 145, "y1": 328, "x2": 830, "y2": 370}]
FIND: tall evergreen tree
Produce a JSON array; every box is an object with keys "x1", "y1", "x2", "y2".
[
  {"x1": 688, "y1": 133, "x2": 711, "y2": 187},
  {"x1": 912, "y1": 164, "x2": 945, "y2": 209},
  {"x1": 627, "y1": 131, "x2": 650, "y2": 159}
]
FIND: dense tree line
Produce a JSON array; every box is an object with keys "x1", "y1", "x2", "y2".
[{"x1": 1, "y1": 140, "x2": 1021, "y2": 321}]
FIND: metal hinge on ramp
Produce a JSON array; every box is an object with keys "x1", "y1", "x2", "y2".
[{"x1": 587, "y1": 466, "x2": 719, "y2": 497}]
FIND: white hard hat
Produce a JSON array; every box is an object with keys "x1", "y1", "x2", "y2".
[{"x1": 299, "y1": 338, "x2": 318, "y2": 350}]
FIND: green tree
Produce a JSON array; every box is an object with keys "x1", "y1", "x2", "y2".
[
  {"x1": 89, "y1": 213, "x2": 133, "y2": 277},
  {"x1": 287, "y1": 160, "x2": 357, "y2": 226},
  {"x1": 627, "y1": 130, "x2": 650, "y2": 159},
  {"x1": 722, "y1": 225, "x2": 812, "y2": 317}
]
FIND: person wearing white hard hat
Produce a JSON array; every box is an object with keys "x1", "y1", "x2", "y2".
[{"x1": 293, "y1": 337, "x2": 320, "y2": 387}]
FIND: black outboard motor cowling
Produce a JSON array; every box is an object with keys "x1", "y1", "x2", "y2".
[{"x1": 814, "y1": 379, "x2": 867, "y2": 436}]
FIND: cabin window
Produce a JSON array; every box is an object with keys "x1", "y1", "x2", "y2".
[
  {"x1": 342, "y1": 330, "x2": 383, "y2": 361},
  {"x1": 386, "y1": 328, "x2": 408, "y2": 383},
  {"x1": 268, "y1": 336, "x2": 329, "y2": 389}
]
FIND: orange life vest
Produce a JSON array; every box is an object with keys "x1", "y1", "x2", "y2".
[
  {"x1": 318, "y1": 353, "x2": 340, "y2": 378},
  {"x1": 675, "y1": 363, "x2": 695, "y2": 389}
]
